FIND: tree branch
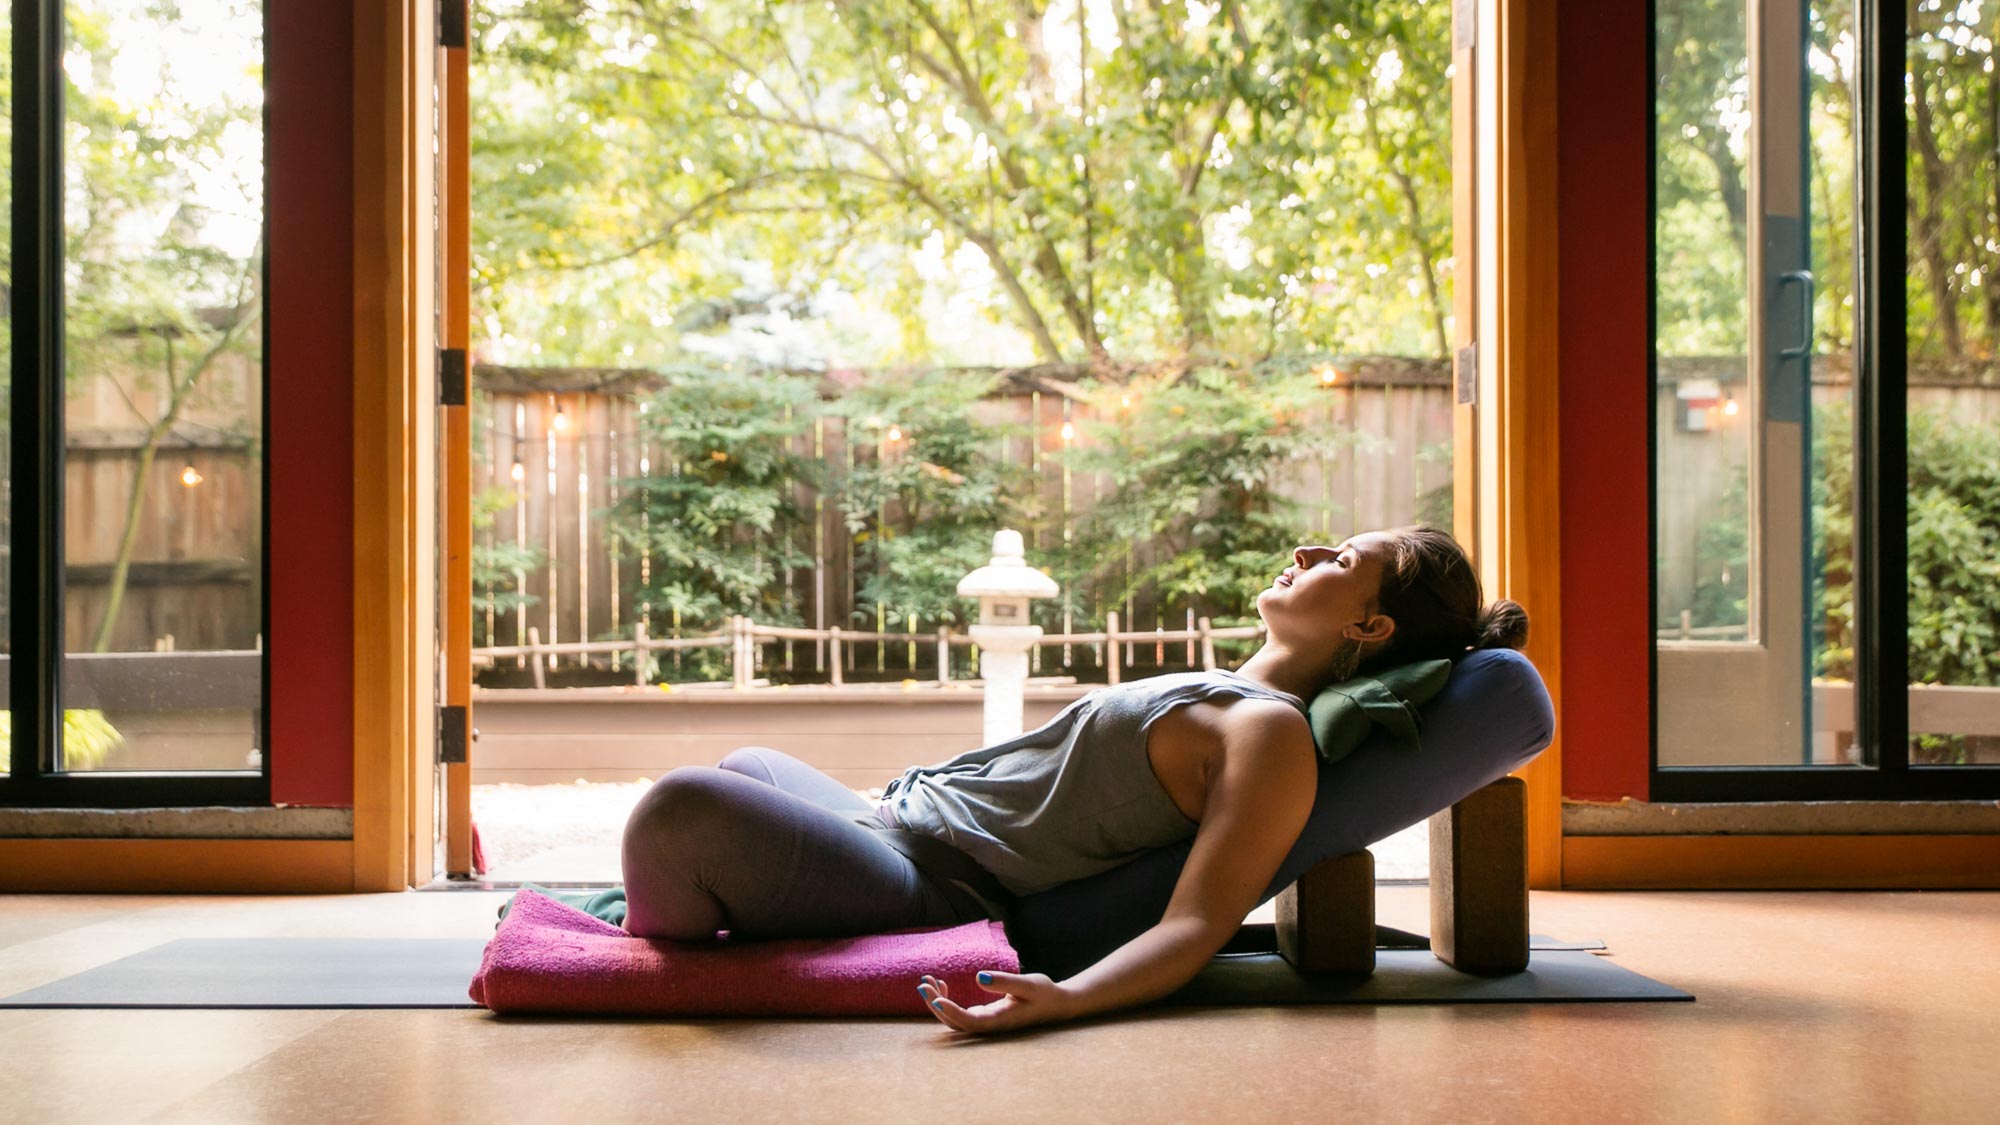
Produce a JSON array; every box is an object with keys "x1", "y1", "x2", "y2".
[
  {"x1": 1362, "y1": 81, "x2": 1448, "y2": 358},
  {"x1": 895, "y1": 0, "x2": 1104, "y2": 357}
]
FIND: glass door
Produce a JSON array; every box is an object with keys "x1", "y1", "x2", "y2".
[
  {"x1": 5, "y1": 0, "x2": 270, "y2": 806},
  {"x1": 1652, "y1": 0, "x2": 2000, "y2": 798},
  {"x1": 1654, "y1": 0, "x2": 1843, "y2": 771}
]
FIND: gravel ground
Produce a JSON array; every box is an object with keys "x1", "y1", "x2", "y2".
[{"x1": 471, "y1": 779, "x2": 1432, "y2": 884}]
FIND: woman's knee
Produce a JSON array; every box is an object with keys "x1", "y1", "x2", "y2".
[
  {"x1": 622, "y1": 767, "x2": 755, "y2": 855},
  {"x1": 715, "y1": 746, "x2": 782, "y2": 783}
]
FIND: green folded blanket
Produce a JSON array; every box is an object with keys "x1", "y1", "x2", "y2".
[
  {"x1": 497, "y1": 883, "x2": 628, "y2": 928},
  {"x1": 1307, "y1": 658, "x2": 1453, "y2": 763}
]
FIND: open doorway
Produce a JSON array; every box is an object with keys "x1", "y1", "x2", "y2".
[{"x1": 441, "y1": 0, "x2": 1460, "y2": 885}]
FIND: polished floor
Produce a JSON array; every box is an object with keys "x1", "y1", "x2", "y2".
[{"x1": 0, "y1": 886, "x2": 1995, "y2": 1124}]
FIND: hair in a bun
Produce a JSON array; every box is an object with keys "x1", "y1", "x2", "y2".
[
  {"x1": 1362, "y1": 526, "x2": 1532, "y2": 669},
  {"x1": 1474, "y1": 598, "x2": 1530, "y2": 650}
]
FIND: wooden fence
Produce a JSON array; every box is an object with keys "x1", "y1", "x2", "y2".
[
  {"x1": 471, "y1": 360, "x2": 1457, "y2": 684},
  {"x1": 25, "y1": 347, "x2": 1997, "y2": 670},
  {"x1": 10, "y1": 347, "x2": 265, "y2": 655}
]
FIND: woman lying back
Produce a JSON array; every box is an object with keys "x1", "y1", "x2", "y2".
[{"x1": 618, "y1": 524, "x2": 1530, "y2": 1034}]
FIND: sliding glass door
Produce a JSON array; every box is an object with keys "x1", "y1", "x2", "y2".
[
  {"x1": 1651, "y1": 0, "x2": 2000, "y2": 798},
  {"x1": 5, "y1": 0, "x2": 268, "y2": 806}
]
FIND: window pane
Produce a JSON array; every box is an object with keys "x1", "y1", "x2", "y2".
[
  {"x1": 1, "y1": 0, "x2": 11, "y2": 775},
  {"x1": 60, "y1": 0, "x2": 264, "y2": 773},
  {"x1": 1653, "y1": 0, "x2": 1859, "y2": 767},
  {"x1": 1904, "y1": 2, "x2": 2000, "y2": 767}
]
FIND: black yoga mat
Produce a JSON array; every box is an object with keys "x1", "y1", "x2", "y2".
[
  {"x1": 0, "y1": 933, "x2": 1685, "y2": 1010},
  {"x1": 1167, "y1": 949, "x2": 1689, "y2": 1006},
  {"x1": 0, "y1": 939, "x2": 488, "y2": 1009}
]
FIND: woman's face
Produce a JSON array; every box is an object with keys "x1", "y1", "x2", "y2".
[{"x1": 1255, "y1": 532, "x2": 1397, "y2": 653}]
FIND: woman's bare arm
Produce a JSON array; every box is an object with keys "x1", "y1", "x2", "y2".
[{"x1": 920, "y1": 700, "x2": 1318, "y2": 1031}]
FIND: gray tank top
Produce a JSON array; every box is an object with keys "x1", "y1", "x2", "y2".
[{"x1": 876, "y1": 669, "x2": 1306, "y2": 898}]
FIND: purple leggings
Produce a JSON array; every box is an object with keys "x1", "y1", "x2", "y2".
[{"x1": 619, "y1": 747, "x2": 972, "y2": 941}]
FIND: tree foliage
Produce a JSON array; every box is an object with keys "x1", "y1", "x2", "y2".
[
  {"x1": 609, "y1": 365, "x2": 822, "y2": 676},
  {"x1": 1065, "y1": 361, "x2": 1351, "y2": 623},
  {"x1": 470, "y1": 0, "x2": 1455, "y2": 371},
  {"x1": 1812, "y1": 399, "x2": 2000, "y2": 763},
  {"x1": 0, "y1": 2, "x2": 266, "y2": 652},
  {"x1": 832, "y1": 370, "x2": 1029, "y2": 629},
  {"x1": 1657, "y1": 0, "x2": 2000, "y2": 364}
]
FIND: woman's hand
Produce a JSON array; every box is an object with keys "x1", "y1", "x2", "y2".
[{"x1": 917, "y1": 970, "x2": 1073, "y2": 1034}]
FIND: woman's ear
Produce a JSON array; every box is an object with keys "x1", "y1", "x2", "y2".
[{"x1": 1344, "y1": 613, "x2": 1396, "y2": 645}]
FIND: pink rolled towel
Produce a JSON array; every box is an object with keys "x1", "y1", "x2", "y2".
[{"x1": 469, "y1": 888, "x2": 1021, "y2": 1016}]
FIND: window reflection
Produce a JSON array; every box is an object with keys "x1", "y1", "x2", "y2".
[
  {"x1": 59, "y1": 0, "x2": 264, "y2": 773},
  {"x1": 1903, "y1": 2, "x2": 2000, "y2": 767}
]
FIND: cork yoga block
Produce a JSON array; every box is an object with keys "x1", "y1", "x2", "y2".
[
  {"x1": 1428, "y1": 776, "x2": 1530, "y2": 972},
  {"x1": 1274, "y1": 849, "x2": 1376, "y2": 974}
]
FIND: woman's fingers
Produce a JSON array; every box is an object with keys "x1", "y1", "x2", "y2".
[
  {"x1": 928, "y1": 993, "x2": 979, "y2": 1031},
  {"x1": 918, "y1": 971, "x2": 1065, "y2": 1035},
  {"x1": 918, "y1": 979, "x2": 953, "y2": 1025}
]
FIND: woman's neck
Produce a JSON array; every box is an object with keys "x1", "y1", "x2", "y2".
[{"x1": 1232, "y1": 639, "x2": 1340, "y2": 702}]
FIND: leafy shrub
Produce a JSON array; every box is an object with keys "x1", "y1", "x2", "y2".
[
  {"x1": 1068, "y1": 363, "x2": 1352, "y2": 626},
  {"x1": 471, "y1": 484, "x2": 545, "y2": 632},
  {"x1": 1816, "y1": 400, "x2": 1999, "y2": 763},
  {"x1": 0, "y1": 710, "x2": 126, "y2": 774},
  {"x1": 1814, "y1": 400, "x2": 2000, "y2": 689},
  {"x1": 832, "y1": 370, "x2": 1027, "y2": 633},
  {"x1": 609, "y1": 364, "x2": 822, "y2": 679}
]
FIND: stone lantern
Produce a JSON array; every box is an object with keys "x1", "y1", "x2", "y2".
[{"x1": 958, "y1": 529, "x2": 1060, "y2": 746}]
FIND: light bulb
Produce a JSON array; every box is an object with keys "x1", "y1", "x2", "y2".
[
  {"x1": 553, "y1": 404, "x2": 568, "y2": 431},
  {"x1": 1060, "y1": 421, "x2": 1075, "y2": 441},
  {"x1": 1316, "y1": 363, "x2": 1341, "y2": 387},
  {"x1": 510, "y1": 461, "x2": 525, "y2": 482},
  {"x1": 1120, "y1": 393, "x2": 1132, "y2": 409},
  {"x1": 886, "y1": 424, "x2": 903, "y2": 443},
  {"x1": 1722, "y1": 397, "x2": 1739, "y2": 417},
  {"x1": 180, "y1": 464, "x2": 203, "y2": 487}
]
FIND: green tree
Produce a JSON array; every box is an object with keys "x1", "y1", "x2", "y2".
[
  {"x1": 832, "y1": 369, "x2": 1027, "y2": 632},
  {"x1": 1906, "y1": 1, "x2": 2000, "y2": 361},
  {"x1": 59, "y1": 2, "x2": 266, "y2": 653},
  {"x1": 1067, "y1": 361, "x2": 1353, "y2": 628},
  {"x1": 470, "y1": 0, "x2": 1455, "y2": 372},
  {"x1": 1814, "y1": 400, "x2": 2000, "y2": 763},
  {"x1": 607, "y1": 365, "x2": 822, "y2": 679},
  {"x1": 471, "y1": 484, "x2": 546, "y2": 636}
]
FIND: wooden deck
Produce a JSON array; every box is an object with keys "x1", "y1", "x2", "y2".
[{"x1": 467, "y1": 682, "x2": 1094, "y2": 789}]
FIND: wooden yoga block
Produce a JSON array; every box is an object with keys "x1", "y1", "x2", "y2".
[
  {"x1": 1275, "y1": 849, "x2": 1376, "y2": 974},
  {"x1": 1429, "y1": 776, "x2": 1530, "y2": 973}
]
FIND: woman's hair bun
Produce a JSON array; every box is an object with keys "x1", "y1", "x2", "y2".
[{"x1": 1474, "y1": 598, "x2": 1530, "y2": 650}]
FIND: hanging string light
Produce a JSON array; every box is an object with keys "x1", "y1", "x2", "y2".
[
  {"x1": 553, "y1": 401, "x2": 569, "y2": 432},
  {"x1": 180, "y1": 461, "x2": 203, "y2": 488}
]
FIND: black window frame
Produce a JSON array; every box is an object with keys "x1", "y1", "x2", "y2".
[
  {"x1": 4, "y1": 0, "x2": 272, "y2": 808},
  {"x1": 1647, "y1": 0, "x2": 2000, "y2": 802}
]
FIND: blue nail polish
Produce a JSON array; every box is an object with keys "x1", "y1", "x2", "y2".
[
  {"x1": 977, "y1": 971, "x2": 992, "y2": 985},
  {"x1": 930, "y1": 998, "x2": 943, "y2": 1008}
]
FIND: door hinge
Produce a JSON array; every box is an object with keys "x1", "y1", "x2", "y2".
[
  {"x1": 439, "y1": 348, "x2": 468, "y2": 407},
  {"x1": 1454, "y1": 0, "x2": 1476, "y2": 51},
  {"x1": 439, "y1": 704, "x2": 471, "y2": 765},
  {"x1": 440, "y1": 0, "x2": 469, "y2": 50},
  {"x1": 1455, "y1": 342, "x2": 1478, "y2": 406}
]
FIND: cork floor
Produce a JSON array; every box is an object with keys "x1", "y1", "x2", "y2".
[{"x1": 1, "y1": 886, "x2": 1995, "y2": 1124}]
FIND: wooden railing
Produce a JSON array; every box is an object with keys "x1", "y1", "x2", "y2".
[{"x1": 473, "y1": 612, "x2": 1268, "y2": 690}]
